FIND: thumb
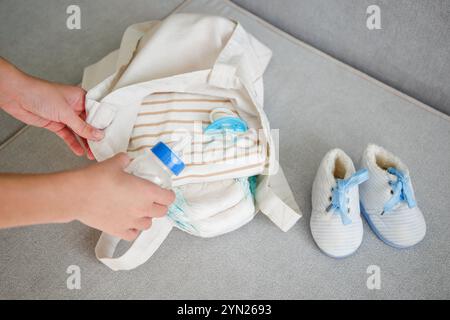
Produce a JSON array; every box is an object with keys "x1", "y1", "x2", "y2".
[
  {"x1": 61, "y1": 109, "x2": 104, "y2": 141},
  {"x1": 109, "y1": 153, "x2": 131, "y2": 170}
]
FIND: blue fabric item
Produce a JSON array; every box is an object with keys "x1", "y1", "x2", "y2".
[
  {"x1": 383, "y1": 167, "x2": 417, "y2": 214},
  {"x1": 204, "y1": 116, "x2": 248, "y2": 133},
  {"x1": 326, "y1": 169, "x2": 369, "y2": 225}
]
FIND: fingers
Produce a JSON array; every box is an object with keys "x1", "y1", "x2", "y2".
[
  {"x1": 45, "y1": 120, "x2": 95, "y2": 159},
  {"x1": 133, "y1": 217, "x2": 153, "y2": 230},
  {"x1": 60, "y1": 109, "x2": 104, "y2": 141},
  {"x1": 151, "y1": 203, "x2": 169, "y2": 218},
  {"x1": 152, "y1": 187, "x2": 176, "y2": 206},
  {"x1": 120, "y1": 228, "x2": 140, "y2": 242},
  {"x1": 54, "y1": 91, "x2": 101, "y2": 158},
  {"x1": 77, "y1": 111, "x2": 95, "y2": 159},
  {"x1": 118, "y1": 212, "x2": 163, "y2": 241},
  {"x1": 109, "y1": 152, "x2": 131, "y2": 169},
  {"x1": 54, "y1": 127, "x2": 85, "y2": 156},
  {"x1": 122, "y1": 206, "x2": 168, "y2": 240},
  {"x1": 80, "y1": 137, "x2": 95, "y2": 160},
  {"x1": 128, "y1": 201, "x2": 168, "y2": 220},
  {"x1": 131, "y1": 171, "x2": 175, "y2": 207}
]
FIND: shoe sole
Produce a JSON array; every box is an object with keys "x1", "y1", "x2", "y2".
[
  {"x1": 360, "y1": 202, "x2": 420, "y2": 249},
  {"x1": 320, "y1": 247, "x2": 360, "y2": 259}
]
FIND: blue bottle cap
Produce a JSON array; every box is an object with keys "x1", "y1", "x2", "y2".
[
  {"x1": 151, "y1": 142, "x2": 185, "y2": 176},
  {"x1": 204, "y1": 116, "x2": 248, "y2": 133}
]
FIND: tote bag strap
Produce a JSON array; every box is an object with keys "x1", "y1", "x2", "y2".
[
  {"x1": 95, "y1": 217, "x2": 173, "y2": 271},
  {"x1": 255, "y1": 163, "x2": 302, "y2": 232}
]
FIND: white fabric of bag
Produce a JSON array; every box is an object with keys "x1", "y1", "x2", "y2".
[{"x1": 82, "y1": 13, "x2": 302, "y2": 271}]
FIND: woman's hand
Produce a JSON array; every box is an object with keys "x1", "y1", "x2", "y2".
[
  {"x1": 0, "y1": 57, "x2": 102, "y2": 159},
  {"x1": 67, "y1": 153, "x2": 176, "y2": 240},
  {"x1": 0, "y1": 153, "x2": 176, "y2": 241}
]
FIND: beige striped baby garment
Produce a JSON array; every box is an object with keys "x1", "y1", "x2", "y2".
[{"x1": 128, "y1": 92, "x2": 266, "y2": 184}]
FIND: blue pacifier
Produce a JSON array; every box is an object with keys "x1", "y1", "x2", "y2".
[{"x1": 204, "y1": 108, "x2": 248, "y2": 133}]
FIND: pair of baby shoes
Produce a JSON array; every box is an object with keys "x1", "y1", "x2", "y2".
[{"x1": 310, "y1": 144, "x2": 426, "y2": 258}]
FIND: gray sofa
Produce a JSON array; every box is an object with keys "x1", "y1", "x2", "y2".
[
  {"x1": 234, "y1": 0, "x2": 450, "y2": 115},
  {"x1": 0, "y1": 0, "x2": 449, "y2": 299}
]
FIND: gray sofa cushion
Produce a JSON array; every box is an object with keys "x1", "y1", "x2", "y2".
[
  {"x1": 233, "y1": 0, "x2": 450, "y2": 115},
  {"x1": 0, "y1": 112, "x2": 23, "y2": 144},
  {"x1": 0, "y1": 0, "x2": 449, "y2": 299}
]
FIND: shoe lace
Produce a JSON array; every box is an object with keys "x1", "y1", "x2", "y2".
[
  {"x1": 382, "y1": 167, "x2": 416, "y2": 214},
  {"x1": 326, "y1": 169, "x2": 369, "y2": 225}
]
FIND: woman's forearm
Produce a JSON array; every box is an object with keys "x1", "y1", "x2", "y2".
[
  {"x1": 0, "y1": 172, "x2": 76, "y2": 228},
  {"x1": 0, "y1": 57, "x2": 28, "y2": 107}
]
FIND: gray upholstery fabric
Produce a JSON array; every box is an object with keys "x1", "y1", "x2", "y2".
[
  {"x1": 0, "y1": 113, "x2": 23, "y2": 144},
  {"x1": 0, "y1": 0, "x2": 449, "y2": 299},
  {"x1": 0, "y1": 0, "x2": 184, "y2": 144},
  {"x1": 233, "y1": 0, "x2": 450, "y2": 116}
]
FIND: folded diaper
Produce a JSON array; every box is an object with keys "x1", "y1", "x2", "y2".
[{"x1": 170, "y1": 178, "x2": 255, "y2": 237}]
